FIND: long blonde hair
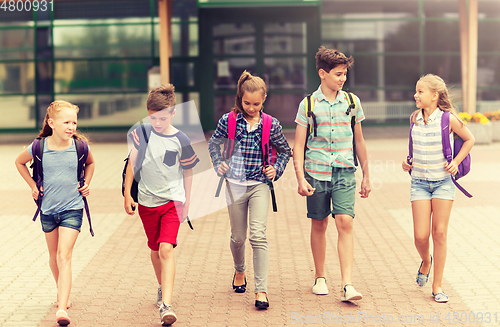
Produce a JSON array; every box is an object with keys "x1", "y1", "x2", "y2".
[
  {"x1": 414, "y1": 74, "x2": 463, "y2": 126},
  {"x1": 232, "y1": 70, "x2": 267, "y2": 115},
  {"x1": 39, "y1": 100, "x2": 88, "y2": 141}
]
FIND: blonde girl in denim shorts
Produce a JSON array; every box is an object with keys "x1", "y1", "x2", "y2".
[
  {"x1": 15, "y1": 101, "x2": 95, "y2": 325},
  {"x1": 402, "y1": 75, "x2": 474, "y2": 303}
]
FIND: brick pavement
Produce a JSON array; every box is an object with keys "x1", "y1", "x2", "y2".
[{"x1": 0, "y1": 130, "x2": 498, "y2": 327}]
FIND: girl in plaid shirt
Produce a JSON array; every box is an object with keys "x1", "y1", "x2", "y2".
[{"x1": 208, "y1": 71, "x2": 291, "y2": 310}]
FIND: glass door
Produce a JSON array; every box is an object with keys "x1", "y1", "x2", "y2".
[{"x1": 198, "y1": 5, "x2": 320, "y2": 130}]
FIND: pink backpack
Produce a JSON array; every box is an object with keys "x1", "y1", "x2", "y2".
[
  {"x1": 223, "y1": 111, "x2": 277, "y2": 166},
  {"x1": 216, "y1": 111, "x2": 278, "y2": 211}
]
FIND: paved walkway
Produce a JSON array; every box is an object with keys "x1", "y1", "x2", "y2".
[{"x1": 0, "y1": 129, "x2": 499, "y2": 327}]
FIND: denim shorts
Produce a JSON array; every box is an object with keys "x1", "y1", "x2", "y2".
[
  {"x1": 40, "y1": 209, "x2": 83, "y2": 233},
  {"x1": 410, "y1": 177, "x2": 456, "y2": 201},
  {"x1": 305, "y1": 168, "x2": 356, "y2": 220}
]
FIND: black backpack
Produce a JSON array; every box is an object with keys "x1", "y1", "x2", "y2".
[
  {"x1": 121, "y1": 124, "x2": 194, "y2": 229},
  {"x1": 122, "y1": 123, "x2": 151, "y2": 203},
  {"x1": 31, "y1": 137, "x2": 94, "y2": 236},
  {"x1": 304, "y1": 91, "x2": 359, "y2": 166}
]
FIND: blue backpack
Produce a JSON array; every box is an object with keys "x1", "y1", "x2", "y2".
[{"x1": 31, "y1": 137, "x2": 94, "y2": 236}]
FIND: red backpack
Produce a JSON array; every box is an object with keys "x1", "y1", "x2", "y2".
[{"x1": 215, "y1": 111, "x2": 278, "y2": 211}]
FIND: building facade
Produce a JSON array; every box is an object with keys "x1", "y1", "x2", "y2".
[{"x1": 1, "y1": 0, "x2": 499, "y2": 132}]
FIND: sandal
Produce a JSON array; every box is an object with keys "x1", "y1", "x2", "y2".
[
  {"x1": 432, "y1": 291, "x2": 449, "y2": 303},
  {"x1": 56, "y1": 309, "x2": 71, "y2": 326}
]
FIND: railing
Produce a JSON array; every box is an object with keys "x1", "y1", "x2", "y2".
[{"x1": 361, "y1": 101, "x2": 500, "y2": 121}]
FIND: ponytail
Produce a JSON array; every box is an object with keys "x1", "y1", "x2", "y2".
[
  {"x1": 232, "y1": 70, "x2": 267, "y2": 115},
  {"x1": 39, "y1": 113, "x2": 53, "y2": 138}
]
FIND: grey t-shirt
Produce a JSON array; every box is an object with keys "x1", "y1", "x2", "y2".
[
  {"x1": 28, "y1": 137, "x2": 84, "y2": 215},
  {"x1": 129, "y1": 126, "x2": 199, "y2": 207}
]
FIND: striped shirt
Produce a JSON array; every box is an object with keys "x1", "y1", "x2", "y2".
[
  {"x1": 411, "y1": 109, "x2": 451, "y2": 181},
  {"x1": 295, "y1": 86, "x2": 365, "y2": 181},
  {"x1": 208, "y1": 112, "x2": 291, "y2": 184}
]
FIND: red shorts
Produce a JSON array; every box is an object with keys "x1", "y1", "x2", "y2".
[{"x1": 138, "y1": 201, "x2": 182, "y2": 251}]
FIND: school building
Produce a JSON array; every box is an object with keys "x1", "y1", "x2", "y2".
[{"x1": 1, "y1": 0, "x2": 499, "y2": 132}]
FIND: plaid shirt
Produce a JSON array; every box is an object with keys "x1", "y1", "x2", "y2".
[
  {"x1": 209, "y1": 112, "x2": 291, "y2": 183},
  {"x1": 295, "y1": 86, "x2": 365, "y2": 181}
]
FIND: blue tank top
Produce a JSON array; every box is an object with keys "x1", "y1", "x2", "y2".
[{"x1": 28, "y1": 137, "x2": 84, "y2": 215}]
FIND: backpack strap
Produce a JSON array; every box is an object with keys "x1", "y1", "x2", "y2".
[
  {"x1": 133, "y1": 123, "x2": 151, "y2": 177},
  {"x1": 440, "y1": 112, "x2": 473, "y2": 198},
  {"x1": 75, "y1": 139, "x2": 95, "y2": 236},
  {"x1": 344, "y1": 91, "x2": 358, "y2": 116},
  {"x1": 344, "y1": 91, "x2": 358, "y2": 167},
  {"x1": 264, "y1": 143, "x2": 278, "y2": 212},
  {"x1": 303, "y1": 94, "x2": 315, "y2": 162},
  {"x1": 261, "y1": 113, "x2": 277, "y2": 212},
  {"x1": 185, "y1": 216, "x2": 193, "y2": 230},
  {"x1": 407, "y1": 111, "x2": 417, "y2": 175},
  {"x1": 225, "y1": 111, "x2": 237, "y2": 159},
  {"x1": 76, "y1": 139, "x2": 89, "y2": 183},
  {"x1": 261, "y1": 113, "x2": 272, "y2": 165},
  {"x1": 305, "y1": 94, "x2": 317, "y2": 137},
  {"x1": 32, "y1": 138, "x2": 44, "y2": 222},
  {"x1": 441, "y1": 111, "x2": 453, "y2": 163},
  {"x1": 261, "y1": 113, "x2": 277, "y2": 165},
  {"x1": 216, "y1": 112, "x2": 237, "y2": 197}
]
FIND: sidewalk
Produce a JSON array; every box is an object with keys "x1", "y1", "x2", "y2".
[{"x1": 0, "y1": 129, "x2": 499, "y2": 327}]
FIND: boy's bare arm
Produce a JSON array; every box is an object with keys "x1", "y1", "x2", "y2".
[
  {"x1": 354, "y1": 123, "x2": 371, "y2": 198},
  {"x1": 293, "y1": 124, "x2": 315, "y2": 196},
  {"x1": 293, "y1": 124, "x2": 307, "y2": 180}
]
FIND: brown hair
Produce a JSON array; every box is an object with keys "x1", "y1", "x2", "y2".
[
  {"x1": 147, "y1": 84, "x2": 176, "y2": 112},
  {"x1": 232, "y1": 70, "x2": 267, "y2": 115},
  {"x1": 414, "y1": 74, "x2": 463, "y2": 126},
  {"x1": 39, "y1": 100, "x2": 87, "y2": 141},
  {"x1": 316, "y1": 46, "x2": 354, "y2": 73}
]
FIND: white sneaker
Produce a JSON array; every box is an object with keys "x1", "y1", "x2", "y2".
[
  {"x1": 159, "y1": 303, "x2": 177, "y2": 325},
  {"x1": 340, "y1": 284, "x2": 362, "y2": 301},
  {"x1": 312, "y1": 277, "x2": 329, "y2": 295}
]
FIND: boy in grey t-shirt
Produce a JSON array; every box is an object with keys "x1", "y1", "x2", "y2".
[{"x1": 123, "y1": 84, "x2": 199, "y2": 326}]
